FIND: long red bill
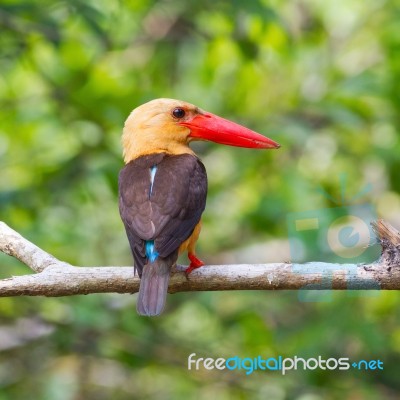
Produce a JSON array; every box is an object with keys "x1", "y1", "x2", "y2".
[{"x1": 180, "y1": 112, "x2": 280, "y2": 149}]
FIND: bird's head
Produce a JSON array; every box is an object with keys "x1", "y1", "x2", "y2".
[{"x1": 122, "y1": 98, "x2": 280, "y2": 163}]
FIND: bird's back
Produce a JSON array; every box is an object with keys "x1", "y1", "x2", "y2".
[{"x1": 118, "y1": 152, "x2": 207, "y2": 315}]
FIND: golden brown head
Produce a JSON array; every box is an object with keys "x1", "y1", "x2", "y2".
[{"x1": 122, "y1": 98, "x2": 200, "y2": 162}]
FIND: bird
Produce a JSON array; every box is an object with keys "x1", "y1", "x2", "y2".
[{"x1": 119, "y1": 98, "x2": 280, "y2": 316}]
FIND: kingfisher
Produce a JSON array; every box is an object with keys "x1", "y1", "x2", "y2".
[{"x1": 119, "y1": 98, "x2": 280, "y2": 316}]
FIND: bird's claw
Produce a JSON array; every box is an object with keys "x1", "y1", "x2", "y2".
[{"x1": 185, "y1": 254, "x2": 205, "y2": 278}]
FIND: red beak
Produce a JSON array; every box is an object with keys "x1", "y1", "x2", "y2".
[{"x1": 180, "y1": 112, "x2": 280, "y2": 149}]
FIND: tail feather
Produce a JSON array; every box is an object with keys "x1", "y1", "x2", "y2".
[{"x1": 137, "y1": 259, "x2": 170, "y2": 316}]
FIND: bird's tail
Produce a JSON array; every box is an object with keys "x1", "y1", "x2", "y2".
[{"x1": 137, "y1": 258, "x2": 170, "y2": 316}]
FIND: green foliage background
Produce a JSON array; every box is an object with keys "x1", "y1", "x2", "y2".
[{"x1": 1, "y1": 0, "x2": 400, "y2": 398}]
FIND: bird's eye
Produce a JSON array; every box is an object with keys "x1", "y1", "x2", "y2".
[{"x1": 172, "y1": 108, "x2": 186, "y2": 119}]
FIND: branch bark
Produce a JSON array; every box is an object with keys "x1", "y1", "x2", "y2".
[{"x1": 0, "y1": 220, "x2": 399, "y2": 297}]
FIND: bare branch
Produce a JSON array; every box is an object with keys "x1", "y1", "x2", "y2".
[
  {"x1": 372, "y1": 219, "x2": 400, "y2": 269},
  {"x1": 0, "y1": 222, "x2": 67, "y2": 273},
  {"x1": 0, "y1": 220, "x2": 399, "y2": 297}
]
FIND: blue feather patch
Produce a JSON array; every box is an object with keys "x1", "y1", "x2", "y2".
[{"x1": 145, "y1": 240, "x2": 159, "y2": 262}]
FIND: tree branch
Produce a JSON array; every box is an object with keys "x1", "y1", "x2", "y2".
[{"x1": 0, "y1": 220, "x2": 399, "y2": 297}]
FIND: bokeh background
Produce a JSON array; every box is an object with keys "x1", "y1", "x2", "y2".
[{"x1": 1, "y1": 0, "x2": 400, "y2": 398}]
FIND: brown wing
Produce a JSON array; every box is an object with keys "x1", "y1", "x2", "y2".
[{"x1": 118, "y1": 153, "x2": 207, "y2": 275}]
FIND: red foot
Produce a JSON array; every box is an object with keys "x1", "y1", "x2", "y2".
[{"x1": 185, "y1": 253, "x2": 205, "y2": 276}]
